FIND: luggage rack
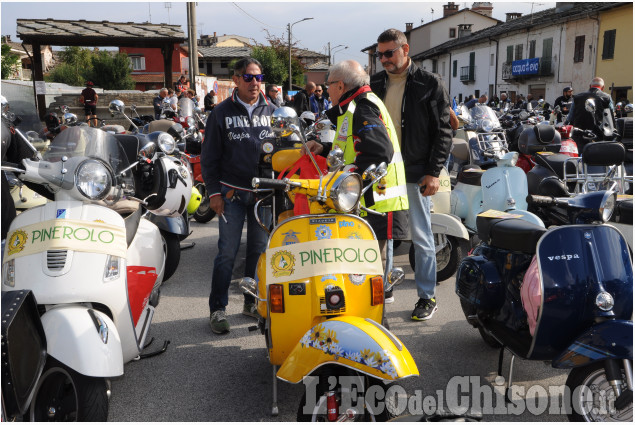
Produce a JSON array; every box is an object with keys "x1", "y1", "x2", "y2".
[{"x1": 563, "y1": 142, "x2": 633, "y2": 194}]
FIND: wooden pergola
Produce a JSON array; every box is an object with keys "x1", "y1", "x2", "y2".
[{"x1": 17, "y1": 18, "x2": 187, "y2": 118}]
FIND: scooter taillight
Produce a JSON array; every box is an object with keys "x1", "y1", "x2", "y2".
[
  {"x1": 269, "y1": 284, "x2": 285, "y2": 313},
  {"x1": 370, "y1": 276, "x2": 384, "y2": 306},
  {"x1": 326, "y1": 391, "x2": 338, "y2": 421}
]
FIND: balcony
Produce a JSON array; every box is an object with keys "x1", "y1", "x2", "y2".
[{"x1": 460, "y1": 65, "x2": 475, "y2": 82}]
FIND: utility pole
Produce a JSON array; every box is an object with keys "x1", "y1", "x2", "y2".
[
  {"x1": 328, "y1": 43, "x2": 345, "y2": 66},
  {"x1": 288, "y1": 18, "x2": 313, "y2": 91},
  {"x1": 187, "y1": 2, "x2": 199, "y2": 91}
]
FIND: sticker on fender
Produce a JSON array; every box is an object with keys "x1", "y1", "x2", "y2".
[
  {"x1": 477, "y1": 209, "x2": 524, "y2": 219},
  {"x1": 266, "y1": 239, "x2": 382, "y2": 284},
  {"x1": 3, "y1": 218, "x2": 127, "y2": 262}
]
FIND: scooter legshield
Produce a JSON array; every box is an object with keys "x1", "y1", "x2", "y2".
[
  {"x1": 41, "y1": 306, "x2": 124, "y2": 377},
  {"x1": 552, "y1": 320, "x2": 633, "y2": 369},
  {"x1": 276, "y1": 316, "x2": 419, "y2": 384}
]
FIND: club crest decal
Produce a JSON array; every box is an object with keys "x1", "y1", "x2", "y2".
[
  {"x1": 315, "y1": 225, "x2": 332, "y2": 240},
  {"x1": 7, "y1": 230, "x2": 28, "y2": 256},
  {"x1": 270, "y1": 250, "x2": 295, "y2": 278}
]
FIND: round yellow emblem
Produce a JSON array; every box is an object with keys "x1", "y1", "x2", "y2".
[
  {"x1": 270, "y1": 250, "x2": 295, "y2": 278},
  {"x1": 7, "y1": 230, "x2": 28, "y2": 256}
]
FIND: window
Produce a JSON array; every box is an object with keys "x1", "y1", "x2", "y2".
[
  {"x1": 506, "y1": 45, "x2": 513, "y2": 63},
  {"x1": 514, "y1": 44, "x2": 523, "y2": 60},
  {"x1": 129, "y1": 56, "x2": 145, "y2": 71},
  {"x1": 602, "y1": 29, "x2": 616, "y2": 60},
  {"x1": 453, "y1": 60, "x2": 457, "y2": 77},
  {"x1": 432, "y1": 59, "x2": 438, "y2": 74},
  {"x1": 449, "y1": 28, "x2": 456, "y2": 38},
  {"x1": 220, "y1": 61, "x2": 228, "y2": 69},
  {"x1": 475, "y1": 89, "x2": 480, "y2": 98},
  {"x1": 529, "y1": 40, "x2": 536, "y2": 58},
  {"x1": 441, "y1": 61, "x2": 445, "y2": 76},
  {"x1": 490, "y1": 54, "x2": 495, "y2": 66},
  {"x1": 574, "y1": 35, "x2": 585, "y2": 63}
]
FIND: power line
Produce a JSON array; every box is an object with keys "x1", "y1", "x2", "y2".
[{"x1": 231, "y1": 2, "x2": 283, "y2": 31}]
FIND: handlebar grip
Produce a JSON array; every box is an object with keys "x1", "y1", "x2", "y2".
[
  {"x1": 252, "y1": 177, "x2": 289, "y2": 190},
  {"x1": 526, "y1": 195, "x2": 555, "y2": 206}
]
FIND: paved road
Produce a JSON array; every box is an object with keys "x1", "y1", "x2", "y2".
[{"x1": 107, "y1": 218, "x2": 632, "y2": 422}]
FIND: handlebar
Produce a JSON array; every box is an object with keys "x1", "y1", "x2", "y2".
[
  {"x1": 252, "y1": 177, "x2": 301, "y2": 190},
  {"x1": 526, "y1": 194, "x2": 570, "y2": 207}
]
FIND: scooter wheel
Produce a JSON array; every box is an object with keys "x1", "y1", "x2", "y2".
[
  {"x1": 409, "y1": 236, "x2": 470, "y2": 283},
  {"x1": 193, "y1": 183, "x2": 216, "y2": 223},
  {"x1": 161, "y1": 231, "x2": 181, "y2": 282},
  {"x1": 30, "y1": 356, "x2": 109, "y2": 421},
  {"x1": 566, "y1": 361, "x2": 632, "y2": 422}
]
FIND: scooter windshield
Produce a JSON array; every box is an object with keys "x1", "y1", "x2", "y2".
[
  {"x1": 42, "y1": 126, "x2": 132, "y2": 176},
  {"x1": 469, "y1": 105, "x2": 502, "y2": 131},
  {"x1": 178, "y1": 98, "x2": 194, "y2": 118}
]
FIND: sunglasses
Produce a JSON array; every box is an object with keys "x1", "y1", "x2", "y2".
[
  {"x1": 374, "y1": 46, "x2": 402, "y2": 59},
  {"x1": 238, "y1": 73, "x2": 265, "y2": 83}
]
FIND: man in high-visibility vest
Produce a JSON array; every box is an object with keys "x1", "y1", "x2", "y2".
[{"x1": 305, "y1": 60, "x2": 409, "y2": 303}]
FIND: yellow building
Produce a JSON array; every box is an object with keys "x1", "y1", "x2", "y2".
[{"x1": 596, "y1": 3, "x2": 633, "y2": 104}]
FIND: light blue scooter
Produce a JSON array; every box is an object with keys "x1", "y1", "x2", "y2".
[{"x1": 451, "y1": 151, "x2": 544, "y2": 233}]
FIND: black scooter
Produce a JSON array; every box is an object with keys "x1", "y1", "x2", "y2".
[{"x1": 456, "y1": 190, "x2": 633, "y2": 422}]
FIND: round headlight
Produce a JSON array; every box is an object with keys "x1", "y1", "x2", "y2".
[
  {"x1": 75, "y1": 159, "x2": 112, "y2": 200},
  {"x1": 600, "y1": 191, "x2": 616, "y2": 222},
  {"x1": 329, "y1": 173, "x2": 362, "y2": 213},
  {"x1": 186, "y1": 117, "x2": 195, "y2": 128},
  {"x1": 595, "y1": 291, "x2": 614, "y2": 311},
  {"x1": 157, "y1": 133, "x2": 176, "y2": 154},
  {"x1": 481, "y1": 119, "x2": 494, "y2": 133}
]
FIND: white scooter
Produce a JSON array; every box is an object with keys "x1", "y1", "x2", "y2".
[
  {"x1": 1, "y1": 125, "x2": 192, "y2": 421},
  {"x1": 451, "y1": 151, "x2": 544, "y2": 233}
]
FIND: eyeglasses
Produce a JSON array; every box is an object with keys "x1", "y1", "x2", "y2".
[
  {"x1": 374, "y1": 45, "x2": 403, "y2": 59},
  {"x1": 237, "y1": 73, "x2": 265, "y2": 83}
]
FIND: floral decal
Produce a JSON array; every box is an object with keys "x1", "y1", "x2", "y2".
[{"x1": 299, "y1": 322, "x2": 398, "y2": 379}]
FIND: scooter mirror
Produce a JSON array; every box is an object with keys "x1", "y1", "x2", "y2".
[
  {"x1": 327, "y1": 147, "x2": 344, "y2": 170},
  {"x1": 270, "y1": 106, "x2": 301, "y2": 138},
  {"x1": 386, "y1": 267, "x2": 405, "y2": 291},
  {"x1": 109, "y1": 100, "x2": 125, "y2": 115},
  {"x1": 238, "y1": 277, "x2": 258, "y2": 298},
  {"x1": 130, "y1": 105, "x2": 137, "y2": 113},
  {"x1": 376, "y1": 162, "x2": 388, "y2": 178},
  {"x1": 585, "y1": 98, "x2": 596, "y2": 113},
  {"x1": 362, "y1": 164, "x2": 376, "y2": 180}
]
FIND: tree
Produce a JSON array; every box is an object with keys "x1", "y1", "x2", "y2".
[
  {"x1": 47, "y1": 46, "x2": 93, "y2": 86},
  {"x1": 86, "y1": 51, "x2": 135, "y2": 90},
  {"x1": 1, "y1": 43, "x2": 21, "y2": 79},
  {"x1": 251, "y1": 32, "x2": 306, "y2": 89}
]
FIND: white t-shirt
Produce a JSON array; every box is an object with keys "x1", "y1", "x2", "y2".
[{"x1": 236, "y1": 95, "x2": 261, "y2": 118}]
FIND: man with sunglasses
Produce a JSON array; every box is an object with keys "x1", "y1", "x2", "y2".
[
  {"x1": 309, "y1": 84, "x2": 331, "y2": 118},
  {"x1": 201, "y1": 57, "x2": 276, "y2": 335},
  {"x1": 370, "y1": 28, "x2": 453, "y2": 322}
]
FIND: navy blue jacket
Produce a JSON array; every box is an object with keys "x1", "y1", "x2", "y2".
[{"x1": 201, "y1": 90, "x2": 276, "y2": 196}]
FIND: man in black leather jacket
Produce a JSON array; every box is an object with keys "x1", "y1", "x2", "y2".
[
  {"x1": 370, "y1": 28, "x2": 452, "y2": 321},
  {"x1": 565, "y1": 77, "x2": 615, "y2": 150}
]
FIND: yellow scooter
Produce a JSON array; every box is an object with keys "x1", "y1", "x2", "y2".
[{"x1": 239, "y1": 107, "x2": 418, "y2": 421}]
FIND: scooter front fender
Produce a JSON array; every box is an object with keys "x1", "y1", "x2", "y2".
[
  {"x1": 276, "y1": 316, "x2": 419, "y2": 384},
  {"x1": 41, "y1": 306, "x2": 124, "y2": 377},
  {"x1": 431, "y1": 213, "x2": 469, "y2": 240},
  {"x1": 144, "y1": 212, "x2": 189, "y2": 236},
  {"x1": 552, "y1": 320, "x2": 633, "y2": 369}
]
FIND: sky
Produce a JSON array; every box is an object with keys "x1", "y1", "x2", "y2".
[{"x1": 1, "y1": 0, "x2": 556, "y2": 65}]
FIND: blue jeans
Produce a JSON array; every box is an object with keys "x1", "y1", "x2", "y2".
[
  {"x1": 406, "y1": 183, "x2": 437, "y2": 299},
  {"x1": 209, "y1": 187, "x2": 270, "y2": 313}
]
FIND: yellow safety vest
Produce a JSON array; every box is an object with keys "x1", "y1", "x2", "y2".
[{"x1": 333, "y1": 92, "x2": 409, "y2": 213}]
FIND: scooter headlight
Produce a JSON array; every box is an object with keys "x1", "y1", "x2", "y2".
[
  {"x1": 595, "y1": 291, "x2": 614, "y2": 311},
  {"x1": 600, "y1": 191, "x2": 616, "y2": 223},
  {"x1": 157, "y1": 132, "x2": 176, "y2": 154},
  {"x1": 75, "y1": 159, "x2": 112, "y2": 200},
  {"x1": 186, "y1": 117, "x2": 196, "y2": 128},
  {"x1": 328, "y1": 173, "x2": 362, "y2": 213},
  {"x1": 480, "y1": 119, "x2": 494, "y2": 133}
]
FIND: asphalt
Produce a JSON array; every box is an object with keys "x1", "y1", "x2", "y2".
[{"x1": 107, "y1": 217, "x2": 632, "y2": 422}]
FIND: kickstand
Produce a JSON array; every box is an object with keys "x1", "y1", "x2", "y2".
[
  {"x1": 135, "y1": 340, "x2": 170, "y2": 360},
  {"x1": 180, "y1": 242, "x2": 195, "y2": 250},
  {"x1": 497, "y1": 346, "x2": 515, "y2": 404}
]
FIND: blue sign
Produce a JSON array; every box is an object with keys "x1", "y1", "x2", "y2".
[{"x1": 512, "y1": 57, "x2": 540, "y2": 76}]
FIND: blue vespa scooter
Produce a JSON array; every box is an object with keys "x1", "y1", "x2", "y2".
[{"x1": 456, "y1": 190, "x2": 632, "y2": 422}]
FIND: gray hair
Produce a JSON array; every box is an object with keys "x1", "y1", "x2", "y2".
[
  {"x1": 591, "y1": 77, "x2": 605, "y2": 88},
  {"x1": 160, "y1": 88, "x2": 168, "y2": 95},
  {"x1": 327, "y1": 60, "x2": 369, "y2": 90}
]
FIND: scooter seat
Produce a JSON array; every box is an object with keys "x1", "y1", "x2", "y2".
[
  {"x1": 581, "y1": 142, "x2": 625, "y2": 166},
  {"x1": 476, "y1": 216, "x2": 546, "y2": 254},
  {"x1": 534, "y1": 153, "x2": 578, "y2": 180},
  {"x1": 457, "y1": 168, "x2": 484, "y2": 186}
]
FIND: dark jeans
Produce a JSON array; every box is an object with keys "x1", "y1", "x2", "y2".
[{"x1": 209, "y1": 186, "x2": 270, "y2": 313}]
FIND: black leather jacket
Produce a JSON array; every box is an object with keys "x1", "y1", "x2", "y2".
[
  {"x1": 571, "y1": 87, "x2": 614, "y2": 139},
  {"x1": 370, "y1": 63, "x2": 453, "y2": 182}
]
